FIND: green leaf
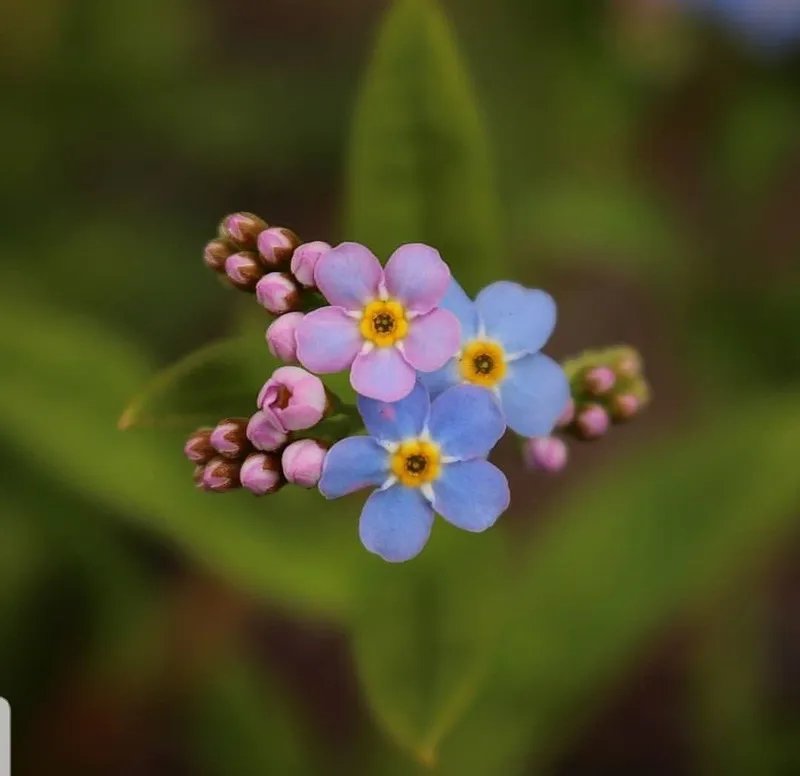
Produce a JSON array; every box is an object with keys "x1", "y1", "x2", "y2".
[
  {"x1": 118, "y1": 337, "x2": 269, "y2": 431},
  {"x1": 436, "y1": 396, "x2": 800, "y2": 775},
  {"x1": 346, "y1": 0, "x2": 501, "y2": 294},
  {"x1": 352, "y1": 523, "x2": 508, "y2": 764}
]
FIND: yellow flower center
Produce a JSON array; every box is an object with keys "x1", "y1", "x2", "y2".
[
  {"x1": 390, "y1": 439, "x2": 441, "y2": 487},
  {"x1": 459, "y1": 340, "x2": 507, "y2": 388},
  {"x1": 359, "y1": 300, "x2": 409, "y2": 348}
]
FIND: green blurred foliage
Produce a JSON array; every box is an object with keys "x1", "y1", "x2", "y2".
[{"x1": 2, "y1": 0, "x2": 799, "y2": 774}]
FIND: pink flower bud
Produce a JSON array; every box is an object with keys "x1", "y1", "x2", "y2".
[
  {"x1": 202, "y1": 458, "x2": 242, "y2": 492},
  {"x1": 266, "y1": 312, "x2": 304, "y2": 363},
  {"x1": 257, "y1": 366, "x2": 328, "y2": 432},
  {"x1": 610, "y1": 393, "x2": 640, "y2": 423},
  {"x1": 523, "y1": 436, "x2": 568, "y2": 474},
  {"x1": 225, "y1": 251, "x2": 264, "y2": 291},
  {"x1": 209, "y1": 417, "x2": 250, "y2": 459},
  {"x1": 184, "y1": 427, "x2": 215, "y2": 464},
  {"x1": 240, "y1": 452, "x2": 284, "y2": 495},
  {"x1": 203, "y1": 238, "x2": 233, "y2": 274},
  {"x1": 281, "y1": 439, "x2": 327, "y2": 488},
  {"x1": 583, "y1": 366, "x2": 616, "y2": 396},
  {"x1": 218, "y1": 212, "x2": 268, "y2": 250},
  {"x1": 290, "y1": 241, "x2": 331, "y2": 288},
  {"x1": 555, "y1": 397, "x2": 575, "y2": 428},
  {"x1": 575, "y1": 404, "x2": 610, "y2": 440},
  {"x1": 255, "y1": 272, "x2": 300, "y2": 314},
  {"x1": 257, "y1": 227, "x2": 299, "y2": 269},
  {"x1": 246, "y1": 411, "x2": 289, "y2": 452}
]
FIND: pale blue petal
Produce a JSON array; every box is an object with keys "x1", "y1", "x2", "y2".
[
  {"x1": 359, "y1": 485, "x2": 434, "y2": 562},
  {"x1": 318, "y1": 436, "x2": 389, "y2": 499},
  {"x1": 357, "y1": 381, "x2": 430, "y2": 444},
  {"x1": 499, "y1": 353, "x2": 570, "y2": 437},
  {"x1": 426, "y1": 384, "x2": 505, "y2": 460},
  {"x1": 418, "y1": 357, "x2": 460, "y2": 399},
  {"x1": 439, "y1": 279, "x2": 478, "y2": 341},
  {"x1": 432, "y1": 459, "x2": 509, "y2": 532},
  {"x1": 475, "y1": 282, "x2": 556, "y2": 355}
]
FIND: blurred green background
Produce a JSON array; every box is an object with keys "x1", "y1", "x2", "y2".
[{"x1": 2, "y1": 0, "x2": 799, "y2": 774}]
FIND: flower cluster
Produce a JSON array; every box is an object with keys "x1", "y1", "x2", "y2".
[{"x1": 184, "y1": 212, "x2": 649, "y2": 562}]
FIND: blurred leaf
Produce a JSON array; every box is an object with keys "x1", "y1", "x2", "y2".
[
  {"x1": 515, "y1": 178, "x2": 690, "y2": 285},
  {"x1": 346, "y1": 0, "x2": 501, "y2": 294},
  {"x1": 437, "y1": 396, "x2": 800, "y2": 775},
  {"x1": 352, "y1": 524, "x2": 508, "y2": 764},
  {"x1": 119, "y1": 337, "x2": 268, "y2": 431},
  {"x1": 188, "y1": 651, "x2": 316, "y2": 776},
  {"x1": 0, "y1": 288, "x2": 363, "y2": 619}
]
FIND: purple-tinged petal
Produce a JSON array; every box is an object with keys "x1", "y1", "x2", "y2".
[
  {"x1": 318, "y1": 436, "x2": 389, "y2": 499},
  {"x1": 439, "y1": 278, "x2": 478, "y2": 341},
  {"x1": 432, "y1": 459, "x2": 509, "y2": 532},
  {"x1": 383, "y1": 243, "x2": 450, "y2": 313},
  {"x1": 357, "y1": 381, "x2": 430, "y2": 444},
  {"x1": 401, "y1": 308, "x2": 461, "y2": 373},
  {"x1": 499, "y1": 353, "x2": 570, "y2": 437},
  {"x1": 314, "y1": 242, "x2": 382, "y2": 310},
  {"x1": 418, "y1": 358, "x2": 461, "y2": 400},
  {"x1": 351, "y1": 346, "x2": 416, "y2": 402},
  {"x1": 475, "y1": 282, "x2": 556, "y2": 355},
  {"x1": 295, "y1": 307, "x2": 362, "y2": 374},
  {"x1": 427, "y1": 385, "x2": 505, "y2": 460},
  {"x1": 359, "y1": 485, "x2": 434, "y2": 562}
]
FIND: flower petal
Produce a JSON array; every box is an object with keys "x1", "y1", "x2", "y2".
[
  {"x1": 418, "y1": 358, "x2": 461, "y2": 399},
  {"x1": 295, "y1": 307, "x2": 362, "y2": 374},
  {"x1": 351, "y1": 346, "x2": 416, "y2": 402},
  {"x1": 383, "y1": 243, "x2": 451, "y2": 313},
  {"x1": 318, "y1": 436, "x2": 389, "y2": 499},
  {"x1": 314, "y1": 242, "x2": 383, "y2": 310},
  {"x1": 475, "y1": 281, "x2": 556, "y2": 355},
  {"x1": 439, "y1": 278, "x2": 478, "y2": 340},
  {"x1": 359, "y1": 485, "x2": 434, "y2": 562},
  {"x1": 432, "y1": 459, "x2": 509, "y2": 532},
  {"x1": 499, "y1": 353, "x2": 570, "y2": 437},
  {"x1": 357, "y1": 381, "x2": 430, "y2": 444},
  {"x1": 401, "y1": 308, "x2": 461, "y2": 373},
  {"x1": 426, "y1": 384, "x2": 505, "y2": 460}
]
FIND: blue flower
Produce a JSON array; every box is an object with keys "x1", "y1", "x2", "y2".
[
  {"x1": 318, "y1": 382, "x2": 509, "y2": 562},
  {"x1": 419, "y1": 279, "x2": 570, "y2": 438}
]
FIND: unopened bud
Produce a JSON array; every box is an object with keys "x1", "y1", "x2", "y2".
[
  {"x1": 610, "y1": 393, "x2": 641, "y2": 423},
  {"x1": 257, "y1": 366, "x2": 328, "y2": 432},
  {"x1": 574, "y1": 404, "x2": 610, "y2": 440},
  {"x1": 184, "y1": 427, "x2": 216, "y2": 464},
  {"x1": 266, "y1": 312, "x2": 304, "y2": 363},
  {"x1": 281, "y1": 439, "x2": 327, "y2": 488},
  {"x1": 583, "y1": 366, "x2": 616, "y2": 396},
  {"x1": 290, "y1": 241, "x2": 331, "y2": 288},
  {"x1": 555, "y1": 397, "x2": 575, "y2": 428},
  {"x1": 523, "y1": 436, "x2": 569, "y2": 474},
  {"x1": 613, "y1": 349, "x2": 642, "y2": 380},
  {"x1": 218, "y1": 212, "x2": 268, "y2": 250},
  {"x1": 246, "y1": 410, "x2": 289, "y2": 452},
  {"x1": 210, "y1": 417, "x2": 250, "y2": 459},
  {"x1": 192, "y1": 465, "x2": 206, "y2": 489},
  {"x1": 255, "y1": 272, "x2": 301, "y2": 314},
  {"x1": 225, "y1": 251, "x2": 265, "y2": 291},
  {"x1": 204, "y1": 238, "x2": 234, "y2": 274},
  {"x1": 257, "y1": 227, "x2": 299, "y2": 269},
  {"x1": 240, "y1": 452, "x2": 284, "y2": 495},
  {"x1": 202, "y1": 458, "x2": 242, "y2": 492}
]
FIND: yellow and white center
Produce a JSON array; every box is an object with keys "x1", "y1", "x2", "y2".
[
  {"x1": 459, "y1": 340, "x2": 507, "y2": 388},
  {"x1": 359, "y1": 300, "x2": 409, "y2": 348},
  {"x1": 390, "y1": 439, "x2": 441, "y2": 488}
]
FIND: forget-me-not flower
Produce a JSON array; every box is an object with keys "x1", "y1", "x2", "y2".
[
  {"x1": 420, "y1": 280, "x2": 570, "y2": 438},
  {"x1": 318, "y1": 382, "x2": 509, "y2": 562}
]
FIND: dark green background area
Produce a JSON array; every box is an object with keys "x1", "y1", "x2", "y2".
[{"x1": 1, "y1": 1, "x2": 798, "y2": 774}]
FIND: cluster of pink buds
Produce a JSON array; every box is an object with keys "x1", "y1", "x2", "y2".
[
  {"x1": 523, "y1": 346, "x2": 650, "y2": 474},
  {"x1": 184, "y1": 366, "x2": 332, "y2": 495}
]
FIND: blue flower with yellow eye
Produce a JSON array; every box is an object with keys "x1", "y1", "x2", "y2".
[
  {"x1": 318, "y1": 382, "x2": 509, "y2": 562},
  {"x1": 420, "y1": 280, "x2": 570, "y2": 438}
]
